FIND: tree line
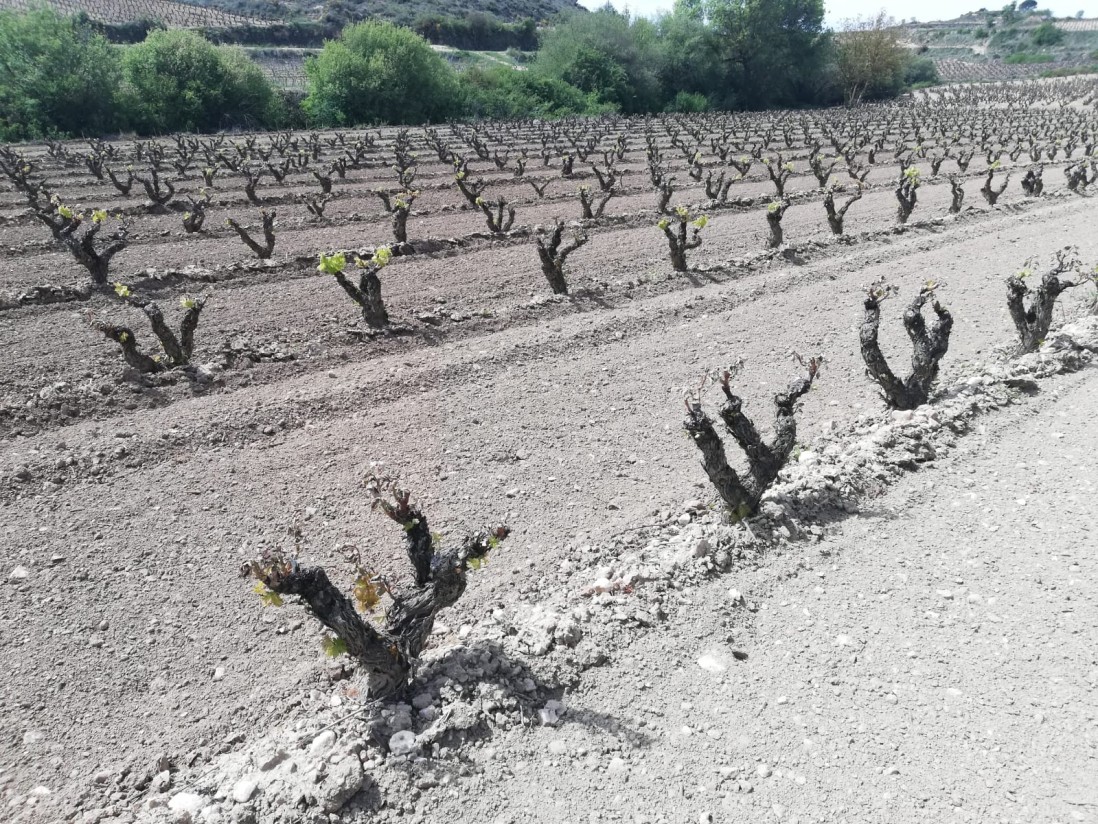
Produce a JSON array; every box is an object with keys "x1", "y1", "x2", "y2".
[{"x1": 0, "y1": 3, "x2": 939, "y2": 140}]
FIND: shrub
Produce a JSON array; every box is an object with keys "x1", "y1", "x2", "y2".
[
  {"x1": 665, "y1": 91, "x2": 709, "y2": 112},
  {"x1": 980, "y1": 165, "x2": 1011, "y2": 205},
  {"x1": 304, "y1": 21, "x2": 460, "y2": 126},
  {"x1": 29, "y1": 201, "x2": 129, "y2": 285},
  {"x1": 1031, "y1": 21, "x2": 1064, "y2": 46},
  {"x1": 532, "y1": 9, "x2": 661, "y2": 114},
  {"x1": 765, "y1": 198, "x2": 790, "y2": 248},
  {"x1": 895, "y1": 166, "x2": 920, "y2": 224},
  {"x1": 0, "y1": 7, "x2": 123, "y2": 140},
  {"x1": 460, "y1": 65, "x2": 608, "y2": 120},
  {"x1": 904, "y1": 57, "x2": 940, "y2": 88},
  {"x1": 822, "y1": 186, "x2": 862, "y2": 235},
  {"x1": 121, "y1": 30, "x2": 280, "y2": 133}
]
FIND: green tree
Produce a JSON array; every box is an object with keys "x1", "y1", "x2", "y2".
[
  {"x1": 303, "y1": 21, "x2": 460, "y2": 126},
  {"x1": 533, "y1": 8, "x2": 663, "y2": 114},
  {"x1": 0, "y1": 7, "x2": 122, "y2": 140},
  {"x1": 706, "y1": 0, "x2": 830, "y2": 109},
  {"x1": 122, "y1": 30, "x2": 279, "y2": 133},
  {"x1": 834, "y1": 12, "x2": 907, "y2": 105},
  {"x1": 656, "y1": 4, "x2": 732, "y2": 109}
]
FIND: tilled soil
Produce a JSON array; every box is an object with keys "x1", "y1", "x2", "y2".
[{"x1": 2, "y1": 106, "x2": 1098, "y2": 823}]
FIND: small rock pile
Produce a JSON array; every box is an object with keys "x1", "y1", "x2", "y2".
[{"x1": 127, "y1": 624, "x2": 571, "y2": 824}]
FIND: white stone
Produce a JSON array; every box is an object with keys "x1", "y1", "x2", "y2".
[
  {"x1": 389, "y1": 730, "x2": 417, "y2": 757},
  {"x1": 212, "y1": 667, "x2": 225, "y2": 682},
  {"x1": 539, "y1": 699, "x2": 566, "y2": 726},
  {"x1": 309, "y1": 730, "x2": 336, "y2": 757},
  {"x1": 756, "y1": 764, "x2": 772, "y2": 778},
  {"x1": 9, "y1": 565, "x2": 30, "y2": 581},
  {"x1": 697, "y1": 653, "x2": 727, "y2": 674},
  {"x1": 168, "y1": 793, "x2": 205, "y2": 814},
  {"x1": 231, "y1": 778, "x2": 258, "y2": 803}
]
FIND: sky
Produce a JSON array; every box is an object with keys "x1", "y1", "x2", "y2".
[{"x1": 577, "y1": 0, "x2": 1098, "y2": 25}]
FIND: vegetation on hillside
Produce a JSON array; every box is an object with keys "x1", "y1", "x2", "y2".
[{"x1": 0, "y1": 3, "x2": 948, "y2": 138}]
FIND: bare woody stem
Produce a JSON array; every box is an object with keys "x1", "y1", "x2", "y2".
[
  {"x1": 244, "y1": 484, "x2": 508, "y2": 699},
  {"x1": 226, "y1": 210, "x2": 276, "y2": 259},
  {"x1": 333, "y1": 262, "x2": 389, "y2": 329},
  {"x1": 1006, "y1": 262, "x2": 1079, "y2": 354},
  {"x1": 860, "y1": 287, "x2": 953, "y2": 409},
  {"x1": 536, "y1": 220, "x2": 589, "y2": 295},
  {"x1": 684, "y1": 359, "x2": 821, "y2": 519}
]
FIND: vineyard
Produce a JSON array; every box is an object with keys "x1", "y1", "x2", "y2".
[
  {"x1": 1054, "y1": 18, "x2": 1098, "y2": 32},
  {"x1": 0, "y1": 0, "x2": 272, "y2": 28},
  {"x1": 1, "y1": 76, "x2": 1098, "y2": 823},
  {"x1": 931, "y1": 58, "x2": 1051, "y2": 82},
  {"x1": 248, "y1": 48, "x2": 314, "y2": 90}
]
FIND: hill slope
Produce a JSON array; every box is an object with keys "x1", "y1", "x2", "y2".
[
  {"x1": 0, "y1": 0, "x2": 583, "y2": 28},
  {"x1": 901, "y1": 10, "x2": 1098, "y2": 82}
]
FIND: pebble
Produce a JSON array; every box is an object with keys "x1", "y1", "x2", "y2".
[
  {"x1": 756, "y1": 763, "x2": 772, "y2": 778},
  {"x1": 389, "y1": 730, "x2": 417, "y2": 757},
  {"x1": 212, "y1": 667, "x2": 225, "y2": 682},
  {"x1": 167, "y1": 792, "x2": 205, "y2": 814},
  {"x1": 232, "y1": 778, "x2": 258, "y2": 803},
  {"x1": 309, "y1": 730, "x2": 336, "y2": 757},
  {"x1": 9, "y1": 565, "x2": 30, "y2": 581},
  {"x1": 697, "y1": 653, "x2": 727, "y2": 674}
]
